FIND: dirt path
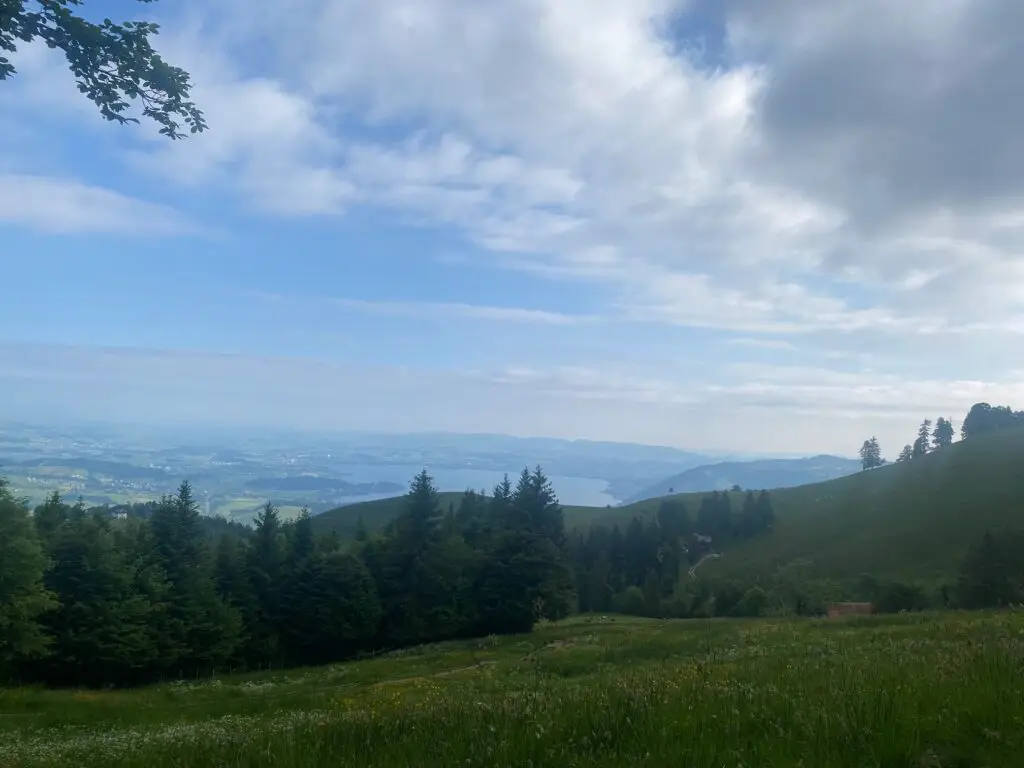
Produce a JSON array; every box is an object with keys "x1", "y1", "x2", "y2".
[{"x1": 687, "y1": 552, "x2": 721, "y2": 578}]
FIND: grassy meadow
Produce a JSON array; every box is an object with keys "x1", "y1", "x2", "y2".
[{"x1": 3, "y1": 611, "x2": 1023, "y2": 767}]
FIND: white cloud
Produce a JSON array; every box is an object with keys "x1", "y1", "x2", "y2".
[
  {"x1": 246, "y1": 291, "x2": 597, "y2": 325},
  {"x1": 6, "y1": 0, "x2": 1024, "y2": 452},
  {"x1": 113, "y1": 0, "x2": 1024, "y2": 338},
  {"x1": 329, "y1": 297, "x2": 595, "y2": 325},
  {"x1": 3, "y1": 343, "x2": 1020, "y2": 455},
  {"x1": 0, "y1": 174, "x2": 193, "y2": 235},
  {"x1": 727, "y1": 338, "x2": 800, "y2": 352}
]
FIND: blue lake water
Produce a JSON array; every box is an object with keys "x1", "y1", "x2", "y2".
[{"x1": 334, "y1": 463, "x2": 618, "y2": 508}]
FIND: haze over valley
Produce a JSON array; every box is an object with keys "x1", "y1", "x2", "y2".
[{"x1": 1, "y1": 419, "x2": 863, "y2": 522}]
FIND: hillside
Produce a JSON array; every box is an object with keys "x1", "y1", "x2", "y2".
[
  {"x1": 316, "y1": 427, "x2": 1024, "y2": 583},
  {"x1": 598, "y1": 427, "x2": 1024, "y2": 583},
  {"x1": 625, "y1": 455, "x2": 861, "y2": 502},
  {"x1": 310, "y1": 491, "x2": 466, "y2": 537}
]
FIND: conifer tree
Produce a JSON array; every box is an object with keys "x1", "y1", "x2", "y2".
[
  {"x1": 932, "y1": 417, "x2": 955, "y2": 448},
  {"x1": 38, "y1": 513, "x2": 158, "y2": 686},
  {"x1": 0, "y1": 479, "x2": 54, "y2": 678},
  {"x1": 147, "y1": 481, "x2": 240, "y2": 675},
  {"x1": 247, "y1": 502, "x2": 285, "y2": 664},
  {"x1": 755, "y1": 491, "x2": 775, "y2": 531},
  {"x1": 913, "y1": 419, "x2": 932, "y2": 457}
]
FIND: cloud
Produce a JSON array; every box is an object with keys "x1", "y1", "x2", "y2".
[
  {"x1": 0, "y1": 174, "x2": 193, "y2": 235},
  {"x1": 114, "y1": 0, "x2": 1024, "y2": 339},
  {"x1": 726, "y1": 338, "x2": 800, "y2": 352},
  {"x1": 246, "y1": 291, "x2": 598, "y2": 325},
  {"x1": 328, "y1": 297, "x2": 596, "y2": 325},
  {"x1": 11, "y1": 0, "x2": 1024, "y2": 336},
  {"x1": 3, "y1": 343, "x2": 1020, "y2": 455},
  {"x1": 5, "y1": 0, "x2": 1024, "y2": 455}
]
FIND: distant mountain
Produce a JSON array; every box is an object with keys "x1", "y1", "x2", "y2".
[{"x1": 625, "y1": 455, "x2": 861, "y2": 503}]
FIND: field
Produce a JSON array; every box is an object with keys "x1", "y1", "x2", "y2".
[{"x1": 3, "y1": 611, "x2": 1023, "y2": 767}]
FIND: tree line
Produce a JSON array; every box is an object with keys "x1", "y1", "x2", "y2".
[
  {"x1": 699, "y1": 527, "x2": 1024, "y2": 618},
  {"x1": 570, "y1": 491, "x2": 776, "y2": 619},
  {"x1": 0, "y1": 468, "x2": 574, "y2": 687},
  {"x1": 859, "y1": 401, "x2": 1024, "y2": 470}
]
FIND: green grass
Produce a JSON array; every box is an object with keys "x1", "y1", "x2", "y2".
[
  {"x1": 2, "y1": 611, "x2": 1023, "y2": 766},
  {"x1": 315, "y1": 427, "x2": 1024, "y2": 583}
]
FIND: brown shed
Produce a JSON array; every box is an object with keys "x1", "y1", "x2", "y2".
[{"x1": 826, "y1": 602, "x2": 874, "y2": 619}]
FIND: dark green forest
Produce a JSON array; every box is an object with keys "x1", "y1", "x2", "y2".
[
  {"x1": 1, "y1": 468, "x2": 578, "y2": 687},
  {"x1": 2, "y1": 401, "x2": 1024, "y2": 689}
]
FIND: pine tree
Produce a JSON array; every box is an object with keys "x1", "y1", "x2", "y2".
[
  {"x1": 373, "y1": 470, "x2": 448, "y2": 646},
  {"x1": 0, "y1": 479, "x2": 54, "y2": 678},
  {"x1": 655, "y1": 498, "x2": 689, "y2": 543},
  {"x1": 509, "y1": 467, "x2": 574, "y2": 620},
  {"x1": 286, "y1": 508, "x2": 315, "y2": 567},
  {"x1": 33, "y1": 490, "x2": 69, "y2": 549},
  {"x1": 932, "y1": 417, "x2": 955, "y2": 449},
  {"x1": 897, "y1": 444, "x2": 914, "y2": 462},
  {"x1": 279, "y1": 552, "x2": 381, "y2": 664},
  {"x1": 247, "y1": 502, "x2": 285, "y2": 664},
  {"x1": 755, "y1": 491, "x2": 775, "y2": 531},
  {"x1": 489, "y1": 474, "x2": 515, "y2": 529},
  {"x1": 148, "y1": 481, "x2": 240, "y2": 675},
  {"x1": 738, "y1": 490, "x2": 759, "y2": 536},
  {"x1": 405, "y1": 470, "x2": 442, "y2": 545},
  {"x1": 37, "y1": 513, "x2": 158, "y2": 686},
  {"x1": 956, "y1": 531, "x2": 1024, "y2": 609},
  {"x1": 859, "y1": 437, "x2": 883, "y2": 469},
  {"x1": 912, "y1": 420, "x2": 932, "y2": 458}
]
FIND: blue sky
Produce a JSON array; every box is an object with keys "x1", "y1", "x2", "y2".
[{"x1": 3, "y1": 0, "x2": 1024, "y2": 455}]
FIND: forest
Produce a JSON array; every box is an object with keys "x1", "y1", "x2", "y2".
[{"x1": 2, "y1": 442, "x2": 1023, "y2": 689}]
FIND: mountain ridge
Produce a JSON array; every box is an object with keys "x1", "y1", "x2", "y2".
[{"x1": 624, "y1": 454, "x2": 862, "y2": 503}]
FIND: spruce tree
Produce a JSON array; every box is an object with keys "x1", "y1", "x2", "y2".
[
  {"x1": 38, "y1": 513, "x2": 158, "y2": 686},
  {"x1": 932, "y1": 417, "x2": 955, "y2": 449},
  {"x1": 0, "y1": 479, "x2": 54, "y2": 678},
  {"x1": 33, "y1": 490, "x2": 69, "y2": 549},
  {"x1": 148, "y1": 481, "x2": 240, "y2": 675},
  {"x1": 913, "y1": 420, "x2": 932, "y2": 457},
  {"x1": 247, "y1": 502, "x2": 285, "y2": 664},
  {"x1": 755, "y1": 491, "x2": 775, "y2": 531}
]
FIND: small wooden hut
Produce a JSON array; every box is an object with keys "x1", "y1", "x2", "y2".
[{"x1": 825, "y1": 602, "x2": 874, "y2": 619}]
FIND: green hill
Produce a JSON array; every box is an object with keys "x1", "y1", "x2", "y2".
[
  {"x1": 311, "y1": 492, "x2": 465, "y2": 537},
  {"x1": 313, "y1": 427, "x2": 1024, "y2": 583},
  {"x1": 701, "y1": 426, "x2": 1024, "y2": 582},
  {"x1": 591, "y1": 426, "x2": 1024, "y2": 583}
]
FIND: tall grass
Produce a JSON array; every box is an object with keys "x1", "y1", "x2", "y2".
[{"x1": 2, "y1": 612, "x2": 1023, "y2": 767}]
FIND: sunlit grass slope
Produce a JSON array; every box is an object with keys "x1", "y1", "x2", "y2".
[{"x1": 2, "y1": 612, "x2": 1023, "y2": 766}]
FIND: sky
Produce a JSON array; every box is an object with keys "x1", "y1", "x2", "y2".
[{"x1": 2, "y1": 0, "x2": 1024, "y2": 456}]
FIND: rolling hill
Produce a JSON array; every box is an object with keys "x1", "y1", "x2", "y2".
[
  {"x1": 624, "y1": 455, "x2": 861, "y2": 503},
  {"x1": 313, "y1": 426, "x2": 1024, "y2": 583},
  {"x1": 584, "y1": 426, "x2": 1024, "y2": 583},
  {"x1": 311, "y1": 491, "x2": 466, "y2": 538}
]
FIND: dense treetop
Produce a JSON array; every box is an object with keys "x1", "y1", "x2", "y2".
[{"x1": 1, "y1": 0, "x2": 203, "y2": 138}]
